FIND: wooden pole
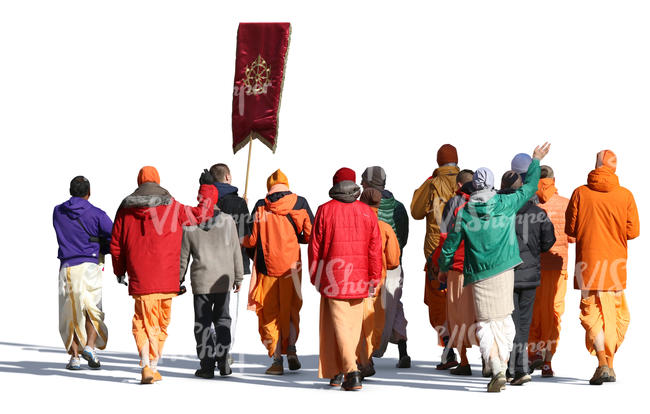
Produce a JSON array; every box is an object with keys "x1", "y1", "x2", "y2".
[{"x1": 243, "y1": 136, "x2": 253, "y2": 201}]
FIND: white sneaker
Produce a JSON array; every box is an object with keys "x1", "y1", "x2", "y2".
[
  {"x1": 66, "y1": 356, "x2": 81, "y2": 370},
  {"x1": 81, "y1": 346, "x2": 101, "y2": 369}
]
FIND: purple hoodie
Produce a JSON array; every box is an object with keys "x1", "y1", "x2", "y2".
[{"x1": 53, "y1": 197, "x2": 113, "y2": 268}]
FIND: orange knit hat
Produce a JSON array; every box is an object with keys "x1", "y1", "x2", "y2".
[
  {"x1": 266, "y1": 169, "x2": 289, "y2": 191},
  {"x1": 137, "y1": 166, "x2": 160, "y2": 186}
]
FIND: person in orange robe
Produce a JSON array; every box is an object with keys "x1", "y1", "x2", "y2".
[
  {"x1": 565, "y1": 150, "x2": 639, "y2": 385},
  {"x1": 410, "y1": 144, "x2": 461, "y2": 368},
  {"x1": 242, "y1": 170, "x2": 313, "y2": 375},
  {"x1": 356, "y1": 188, "x2": 401, "y2": 379},
  {"x1": 527, "y1": 165, "x2": 575, "y2": 377}
]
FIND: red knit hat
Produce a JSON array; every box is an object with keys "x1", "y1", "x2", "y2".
[
  {"x1": 437, "y1": 144, "x2": 458, "y2": 166},
  {"x1": 333, "y1": 167, "x2": 356, "y2": 185}
]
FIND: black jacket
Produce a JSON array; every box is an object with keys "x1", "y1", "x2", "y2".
[
  {"x1": 499, "y1": 190, "x2": 556, "y2": 289},
  {"x1": 215, "y1": 183, "x2": 252, "y2": 275}
]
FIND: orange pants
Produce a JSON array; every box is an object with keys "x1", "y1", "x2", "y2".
[
  {"x1": 356, "y1": 292, "x2": 386, "y2": 366},
  {"x1": 319, "y1": 297, "x2": 363, "y2": 379},
  {"x1": 424, "y1": 275, "x2": 447, "y2": 346},
  {"x1": 528, "y1": 269, "x2": 568, "y2": 358},
  {"x1": 251, "y1": 272, "x2": 302, "y2": 357},
  {"x1": 580, "y1": 290, "x2": 630, "y2": 360},
  {"x1": 132, "y1": 293, "x2": 175, "y2": 366}
]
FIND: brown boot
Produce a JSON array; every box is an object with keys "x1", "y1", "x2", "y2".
[
  {"x1": 141, "y1": 366, "x2": 155, "y2": 384},
  {"x1": 265, "y1": 357, "x2": 284, "y2": 375},
  {"x1": 589, "y1": 366, "x2": 610, "y2": 385},
  {"x1": 287, "y1": 346, "x2": 301, "y2": 371}
]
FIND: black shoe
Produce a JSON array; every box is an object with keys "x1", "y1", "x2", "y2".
[
  {"x1": 450, "y1": 364, "x2": 472, "y2": 376},
  {"x1": 330, "y1": 373, "x2": 344, "y2": 387},
  {"x1": 396, "y1": 355, "x2": 411, "y2": 369},
  {"x1": 436, "y1": 350, "x2": 458, "y2": 370},
  {"x1": 195, "y1": 367, "x2": 215, "y2": 379},
  {"x1": 218, "y1": 358, "x2": 232, "y2": 376},
  {"x1": 359, "y1": 364, "x2": 376, "y2": 379},
  {"x1": 342, "y1": 371, "x2": 362, "y2": 391}
]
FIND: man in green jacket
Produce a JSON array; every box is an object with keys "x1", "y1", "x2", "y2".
[{"x1": 438, "y1": 142, "x2": 551, "y2": 393}]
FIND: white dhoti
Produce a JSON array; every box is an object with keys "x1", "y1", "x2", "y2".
[
  {"x1": 472, "y1": 269, "x2": 515, "y2": 368},
  {"x1": 59, "y1": 262, "x2": 108, "y2": 351},
  {"x1": 373, "y1": 265, "x2": 408, "y2": 358}
]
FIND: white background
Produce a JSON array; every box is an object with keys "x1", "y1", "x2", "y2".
[{"x1": 0, "y1": 0, "x2": 647, "y2": 412}]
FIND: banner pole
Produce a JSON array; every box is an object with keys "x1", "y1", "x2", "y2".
[{"x1": 243, "y1": 136, "x2": 253, "y2": 200}]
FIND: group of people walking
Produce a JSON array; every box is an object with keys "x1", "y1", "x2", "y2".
[{"x1": 52, "y1": 142, "x2": 639, "y2": 392}]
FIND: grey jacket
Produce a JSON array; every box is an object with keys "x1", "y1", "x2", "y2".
[{"x1": 180, "y1": 211, "x2": 244, "y2": 294}]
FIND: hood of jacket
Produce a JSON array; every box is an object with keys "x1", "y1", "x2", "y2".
[
  {"x1": 120, "y1": 182, "x2": 173, "y2": 220},
  {"x1": 59, "y1": 197, "x2": 92, "y2": 220},
  {"x1": 536, "y1": 177, "x2": 557, "y2": 203},
  {"x1": 587, "y1": 167, "x2": 620, "y2": 192},
  {"x1": 329, "y1": 181, "x2": 361, "y2": 203},
  {"x1": 264, "y1": 191, "x2": 297, "y2": 216},
  {"x1": 214, "y1": 182, "x2": 238, "y2": 198},
  {"x1": 458, "y1": 181, "x2": 475, "y2": 197},
  {"x1": 466, "y1": 188, "x2": 498, "y2": 220}
]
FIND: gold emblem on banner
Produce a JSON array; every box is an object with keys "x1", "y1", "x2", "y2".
[{"x1": 243, "y1": 54, "x2": 271, "y2": 95}]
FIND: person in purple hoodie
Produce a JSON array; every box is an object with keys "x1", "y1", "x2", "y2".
[{"x1": 53, "y1": 176, "x2": 113, "y2": 370}]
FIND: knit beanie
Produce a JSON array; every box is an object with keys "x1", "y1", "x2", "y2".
[
  {"x1": 437, "y1": 144, "x2": 458, "y2": 166},
  {"x1": 501, "y1": 170, "x2": 523, "y2": 190},
  {"x1": 361, "y1": 166, "x2": 386, "y2": 191},
  {"x1": 267, "y1": 169, "x2": 289, "y2": 191},
  {"x1": 360, "y1": 187, "x2": 382, "y2": 208},
  {"x1": 511, "y1": 153, "x2": 532, "y2": 174},
  {"x1": 137, "y1": 166, "x2": 160, "y2": 186},
  {"x1": 333, "y1": 167, "x2": 356, "y2": 186},
  {"x1": 473, "y1": 167, "x2": 495, "y2": 190},
  {"x1": 596, "y1": 150, "x2": 617, "y2": 172}
]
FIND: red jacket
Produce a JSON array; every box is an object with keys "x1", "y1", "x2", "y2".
[
  {"x1": 432, "y1": 187, "x2": 470, "y2": 273},
  {"x1": 308, "y1": 199, "x2": 383, "y2": 299},
  {"x1": 111, "y1": 183, "x2": 216, "y2": 295}
]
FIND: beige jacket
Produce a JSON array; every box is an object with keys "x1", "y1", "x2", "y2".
[{"x1": 410, "y1": 165, "x2": 460, "y2": 258}]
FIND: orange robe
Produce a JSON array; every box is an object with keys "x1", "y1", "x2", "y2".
[
  {"x1": 132, "y1": 293, "x2": 175, "y2": 366},
  {"x1": 319, "y1": 297, "x2": 364, "y2": 379},
  {"x1": 529, "y1": 180, "x2": 574, "y2": 357},
  {"x1": 243, "y1": 188, "x2": 312, "y2": 356},
  {"x1": 580, "y1": 291, "x2": 630, "y2": 360},
  {"x1": 357, "y1": 217, "x2": 400, "y2": 366},
  {"x1": 446, "y1": 270, "x2": 479, "y2": 349}
]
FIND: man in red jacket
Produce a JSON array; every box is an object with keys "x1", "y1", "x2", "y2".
[
  {"x1": 309, "y1": 167, "x2": 383, "y2": 391},
  {"x1": 111, "y1": 166, "x2": 217, "y2": 384}
]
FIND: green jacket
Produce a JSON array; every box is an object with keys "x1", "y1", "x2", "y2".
[
  {"x1": 438, "y1": 159, "x2": 541, "y2": 286},
  {"x1": 378, "y1": 190, "x2": 409, "y2": 251}
]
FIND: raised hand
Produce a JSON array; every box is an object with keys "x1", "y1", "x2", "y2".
[
  {"x1": 199, "y1": 169, "x2": 215, "y2": 185},
  {"x1": 533, "y1": 142, "x2": 551, "y2": 160}
]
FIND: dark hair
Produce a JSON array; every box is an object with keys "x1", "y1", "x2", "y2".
[
  {"x1": 209, "y1": 163, "x2": 230, "y2": 183},
  {"x1": 540, "y1": 165, "x2": 554, "y2": 179},
  {"x1": 456, "y1": 169, "x2": 474, "y2": 185},
  {"x1": 70, "y1": 176, "x2": 90, "y2": 197}
]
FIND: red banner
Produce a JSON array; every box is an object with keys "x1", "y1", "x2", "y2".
[{"x1": 232, "y1": 23, "x2": 291, "y2": 154}]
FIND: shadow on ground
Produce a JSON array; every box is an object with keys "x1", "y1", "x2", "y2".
[{"x1": 0, "y1": 341, "x2": 585, "y2": 390}]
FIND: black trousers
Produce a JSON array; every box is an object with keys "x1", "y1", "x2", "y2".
[
  {"x1": 510, "y1": 287, "x2": 537, "y2": 375},
  {"x1": 193, "y1": 293, "x2": 232, "y2": 369}
]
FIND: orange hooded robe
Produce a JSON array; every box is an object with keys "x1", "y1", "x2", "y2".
[
  {"x1": 528, "y1": 177, "x2": 575, "y2": 357},
  {"x1": 565, "y1": 150, "x2": 639, "y2": 360}
]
